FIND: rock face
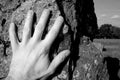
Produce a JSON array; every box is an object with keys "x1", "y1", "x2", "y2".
[
  {"x1": 56, "y1": 0, "x2": 98, "y2": 39},
  {"x1": 52, "y1": 36, "x2": 109, "y2": 80},
  {"x1": 0, "y1": 0, "x2": 107, "y2": 80}
]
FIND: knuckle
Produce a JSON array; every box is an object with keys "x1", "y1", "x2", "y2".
[
  {"x1": 59, "y1": 55, "x2": 65, "y2": 62},
  {"x1": 37, "y1": 23, "x2": 44, "y2": 30},
  {"x1": 35, "y1": 26, "x2": 41, "y2": 32},
  {"x1": 42, "y1": 46, "x2": 48, "y2": 54},
  {"x1": 24, "y1": 27, "x2": 30, "y2": 33},
  {"x1": 47, "y1": 69, "x2": 55, "y2": 75},
  {"x1": 38, "y1": 42, "x2": 48, "y2": 53},
  {"x1": 51, "y1": 28, "x2": 58, "y2": 35},
  {"x1": 49, "y1": 70, "x2": 55, "y2": 75}
]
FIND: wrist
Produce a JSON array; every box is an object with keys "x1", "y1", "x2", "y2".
[{"x1": 7, "y1": 70, "x2": 26, "y2": 80}]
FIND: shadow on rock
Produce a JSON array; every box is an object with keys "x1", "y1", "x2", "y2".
[{"x1": 103, "y1": 56, "x2": 120, "y2": 80}]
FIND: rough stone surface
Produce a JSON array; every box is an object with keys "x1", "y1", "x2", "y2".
[
  {"x1": 0, "y1": 0, "x2": 111, "y2": 80},
  {"x1": 52, "y1": 37, "x2": 109, "y2": 80}
]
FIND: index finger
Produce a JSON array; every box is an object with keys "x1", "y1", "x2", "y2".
[{"x1": 44, "y1": 16, "x2": 64, "y2": 47}]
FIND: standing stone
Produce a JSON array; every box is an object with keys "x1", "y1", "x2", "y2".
[{"x1": 0, "y1": 0, "x2": 108, "y2": 80}]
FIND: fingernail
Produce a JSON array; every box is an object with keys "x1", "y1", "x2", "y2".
[
  {"x1": 10, "y1": 22, "x2": 14, "y2": 26},
  {"x1": 43, "y1": 9, "x2": 51, "y2": 14},
  {"x1": 64, "y1": 50, "x2": 70, "y2": 56},
  {"x1": 28, "y1": 10, "x2": 34, "y2": 16}
]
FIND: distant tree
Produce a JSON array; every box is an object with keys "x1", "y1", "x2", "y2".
[{"x1": 95, "y1": 24, "x2": 120, "y2": 39}]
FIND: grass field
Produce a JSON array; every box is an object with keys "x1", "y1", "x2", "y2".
[{"x1": 93, "y1": 39, "x2": 120, "y2": 58}]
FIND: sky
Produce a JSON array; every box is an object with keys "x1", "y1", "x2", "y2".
[{"x1": 94, "y1": 0, "x2": 120, "y2": 27}]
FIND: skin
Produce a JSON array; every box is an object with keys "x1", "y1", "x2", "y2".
[{"x1": 6, "y1": 9, "x2": 70, "y2": 80}]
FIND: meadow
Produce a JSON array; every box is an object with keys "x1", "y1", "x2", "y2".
[{"x1": 94, "y1": 39, "x2": 120, "y2": 59}]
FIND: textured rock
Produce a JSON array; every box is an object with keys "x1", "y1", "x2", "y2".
[
  {"x1": 56, "y1": 0, "x2": 98, "y2": 39},
  {"x1": 0, "y1": 0, "x2": 108, "y2": 80},
  {"x1": 52, "y1": 37, "x2": 109, "y2": 80}
]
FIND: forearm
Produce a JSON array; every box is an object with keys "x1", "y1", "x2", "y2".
[
  {"x1": 5, "y1": 67, "x2": 49, "y2": 80},
  {"x1": 5, "y1": 75, "x2": 24, "y2": 80},
  {"x1": 5, "y1": 72, "x2": 48, "y2": 80},
  {"x1": 5, "y1": 76, "x2": 47, "y2": 80},
  {"x1": 5, "y1": 76, "x2": 15, "y2": 80},
  {"x1": 5, "y1": 76, "x2": 29, "y2": 80},
  {"x1": 5, "y1": 72, "x2": 27, "y2": 80}
]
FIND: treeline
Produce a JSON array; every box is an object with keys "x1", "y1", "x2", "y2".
[{"x1": 95, "y1": 24, "x2": 120, "y2": 39}]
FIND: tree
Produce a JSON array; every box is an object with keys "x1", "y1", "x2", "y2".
[{"x1": 95, "y1": 24, "x2": 120, "y2": 39}]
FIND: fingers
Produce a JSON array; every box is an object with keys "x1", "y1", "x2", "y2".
[
  {"x1": 47, "y1": 50, "x2": 70, "y2": 74},
  {"x1": 9, "y1": 23, "x2": 18, "y2": 51},
  {"x1": 22, "y1": 10, "x2": 34, "y2": 45},
  {"x1": 44, "y1": 16, "x2": 64, "y2": 47},
  {"x1": 32, "y1": 9, "x2": 50, "y2": 42}
]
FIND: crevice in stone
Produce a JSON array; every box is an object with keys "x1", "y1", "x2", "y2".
[
  {"x1": 56, "y1": 1, "x2": 75, "y2": 80},
  {"x1": 1, "y1": 19, "x2": 6, "y2": 26}
]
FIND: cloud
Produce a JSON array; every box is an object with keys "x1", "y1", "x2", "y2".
[
  {"x1": 97, "y1": 14, "x2": 107, "y2": 20},
  {"x1": 100, "y1": 14, "x2": 107, "y2": 17},
  {"x1": 111, "y1": 15, "x2": 120, "y2": 19},
  {"x1": 97, "y1": 17, "x2": 100, "y2": 20}
]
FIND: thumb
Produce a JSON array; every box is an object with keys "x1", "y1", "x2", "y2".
[{"x1": 47, "y1": 50, "x2": 70, "y2": 74}]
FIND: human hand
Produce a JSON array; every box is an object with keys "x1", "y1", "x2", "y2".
[{"x1": 7, "y1": 9, "x2": 70, "y2": 80}]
